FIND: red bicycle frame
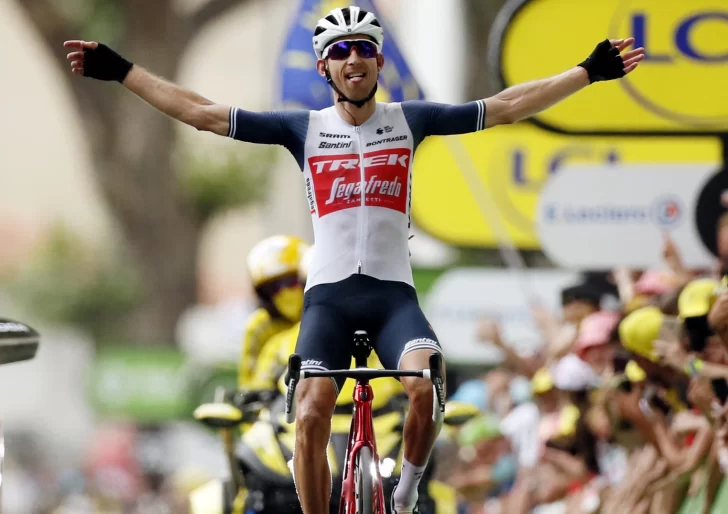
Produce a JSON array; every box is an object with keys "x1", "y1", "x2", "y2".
[
  {"x1": 283, "y1": 336, "x2": 445, "y2": 514},
  {"x1": 339, "y1": 381, "x2": 385, "y2": 513}
]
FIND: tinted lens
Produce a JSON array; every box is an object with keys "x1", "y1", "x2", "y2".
[
  {"x1": 354, "y1": 41, "x2": 378, "y2": 58},
  {"x1": 326, "y1": 40, "x2": 378, "y2": 60},
  {"x1": 326, "y1": 41, "x2": 352, "y2": 60},
  {"x1": 256, "y1": 274, "x2": 300, "y2": 298}
]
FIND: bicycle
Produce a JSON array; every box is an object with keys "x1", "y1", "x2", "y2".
[{"x1": 284, "y1": 330, "x2": 446, "y2": 514}]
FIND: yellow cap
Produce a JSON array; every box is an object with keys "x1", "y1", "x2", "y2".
[
  {"x1": 558, "y1": 404, "x2": 580, "y2": 437},
  {"x1": 678, "y1": 278, "x2": 719, "y2": 319},
  {"x1": 619, "y1": 306, "x2": 663, "y2": 362},
  {"x1": 624, "y1": 294, "x2": 650, "y2": 314},
  {"x1": 531, "y1": 368, "x2": 554, "y2": 394},
  {"x1": 625, "y1": 360, "x2": 647, "y2": 382}
]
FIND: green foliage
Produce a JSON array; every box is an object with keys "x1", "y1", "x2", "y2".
[
  {"x1": 52, "y1": 0, "x2": 125, "y2": 47},
  {"x1": 412, "y1": 267, "x2": 447, "y2": 298},
  {"x1": 179, "y1": 147, "x2": 276, "y2": 221},
  {"x1": 6, "y1": 225, "x2": 139, "y2": 342}
]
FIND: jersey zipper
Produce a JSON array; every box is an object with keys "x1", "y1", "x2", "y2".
[{"x1": 355, "y1": 125, "x2": 365, "y2": 274}]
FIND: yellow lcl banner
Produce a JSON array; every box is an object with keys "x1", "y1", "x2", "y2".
[
  {"x1": 413, "y1": 0, "x2": 726, "y2": 248},
  {"x1": 411, "y1": 126, "x2": 721, "y2": 249},
  {"x1": 493, "y1": 0, "x2": 728, "y2": 134}
]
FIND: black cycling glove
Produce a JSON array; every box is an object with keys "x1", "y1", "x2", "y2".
[
  {"x1": 83, "y1": 43, "x2": 134, "y2": 83},
  {"x1": 578, "y1": 39, "x2": 625, "y2": 84}
]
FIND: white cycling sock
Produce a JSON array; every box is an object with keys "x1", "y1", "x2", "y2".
[{"x1": 393, "y1": 458, "x2": 426, "y2": 510}]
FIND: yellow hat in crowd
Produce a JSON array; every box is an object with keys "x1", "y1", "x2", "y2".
[
  {"x1": 531, "y1": 368, "x2": 554, "y2": 394},
  {"x1": 678, "y1": 278, "x2": 719, "y2": 319},
  {"x1": 619, "y1": 306, "x2": 663, "y2": 362},
  {"x1": 625, "y1": 360, "x2": 647, "y2": 382},
  {"x1": 558, "y1": 404, "x2": 581, "y2": 437}
]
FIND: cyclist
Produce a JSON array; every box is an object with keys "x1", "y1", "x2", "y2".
[
  {"x1": 64, "y1": 7, "x2": 644, "y2": 511},
  {"x1": 254, "y1": 245, "x2": 403, "y2": 404},
  {"x1": 238, "y1": 235, "x2": 310, "y2": 392}
]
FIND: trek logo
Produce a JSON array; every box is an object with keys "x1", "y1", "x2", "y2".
[
  {"x1": 319, "y1": 141, "x2": 353, "y2": 149},
  {"x1": 309, "y1": 150, "x2": 410, "y2": 175},
  {"x1": 308, "y1": 148, "x2": 412, "y2": 217}
]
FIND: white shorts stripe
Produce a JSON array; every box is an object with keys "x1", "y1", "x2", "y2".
[
  {"x1": 300, "y1": 364, "x2": 340, "y2": 395},
  {"x1": 397, "y1": 338, "x2": 442, "y2": 369}
]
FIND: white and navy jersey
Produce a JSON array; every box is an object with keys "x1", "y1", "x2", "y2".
[{"x1": 228, "y1": 101, "x2": 487, "y2": 291}]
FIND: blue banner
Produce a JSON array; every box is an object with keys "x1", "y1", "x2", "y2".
[{"x1": 278, "y1": 0, "x2": 424, "y2": 110}]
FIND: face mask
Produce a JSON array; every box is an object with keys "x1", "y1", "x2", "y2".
[{"x1": 272, "y1": 286, "x2": 304, "y2": 322}]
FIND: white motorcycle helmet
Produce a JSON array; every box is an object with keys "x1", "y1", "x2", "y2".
[
  {"x1": 247, "y1": 235, "x2": 309, "y2": 288},
  {"x1": 247, "y1": 236, "x2": 310, "y2": 321}
]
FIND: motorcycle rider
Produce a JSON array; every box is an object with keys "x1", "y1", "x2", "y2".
[{"x1": 239, "y1": 235, "x2": 310, "y2": 392}]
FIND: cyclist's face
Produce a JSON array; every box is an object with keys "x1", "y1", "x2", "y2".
[
  {"x1": 272, "y1": 285, "x2": 304, "y2": 322},
  {"x1": 317, "y1": 35, "x2": 383, "y2": 101}
]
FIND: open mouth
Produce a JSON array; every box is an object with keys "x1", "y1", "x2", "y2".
[{"x1": 346, "y1": 72, "x2": 366, "y2": 84}]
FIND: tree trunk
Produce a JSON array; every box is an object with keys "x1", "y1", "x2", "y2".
[
  {"x1": 463, "y1": 0, "x2": 509, "y2": 98},
  {"x1": 95, "y1": 2, "x2": 202, "y2": 344},
  {"x1": 16, "y1": 0, "x2": 256, "y2": 345}
]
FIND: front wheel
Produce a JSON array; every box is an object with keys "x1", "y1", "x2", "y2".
[{"x1": 355, "y1": 446, "x2": 374, "y2": 514}]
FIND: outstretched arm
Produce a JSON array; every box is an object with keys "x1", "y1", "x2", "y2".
[
  {"x1": 405, "y1": 38, "x2": 644, "y2": 139},
  {"x1": 64, "y1": 40, "x2": 310, "y2": 161},
  {"x1": 65, "y1": 40, "x2": 230, "y2": 135},
  {"x1": 484, "y1": 38, "x2": 644, "y2": 127},
  {"x1": 123, "y1": 66, "x2": 230, "y2": 135}
]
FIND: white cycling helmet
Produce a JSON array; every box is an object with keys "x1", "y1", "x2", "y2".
[{"x1": 313, "y1": 6, "x2": 384, "y2": 60}]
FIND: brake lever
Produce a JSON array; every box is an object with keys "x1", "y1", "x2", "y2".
[
  {"x1": 429, "y1": 353, "x2": 446, "y2": 421},
  {"x1": 285, "y1": 354, "x2": 301, "y2": 424}
]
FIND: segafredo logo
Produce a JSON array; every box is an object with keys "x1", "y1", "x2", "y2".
[{"x1": 308, "y1": 148, "x2": 411, "y2": 216}]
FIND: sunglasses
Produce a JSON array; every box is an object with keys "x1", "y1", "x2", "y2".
[
  {"x1": 323, "y1": 39, "x2": 379, "y2": 60},
  {"x1": 256, "y1": 274, "x2": 301, "y2": 298}
]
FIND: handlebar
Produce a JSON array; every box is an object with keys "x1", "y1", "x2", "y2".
[{"x1": 284, "y1": 352, "x2": 446, "y2": 424}]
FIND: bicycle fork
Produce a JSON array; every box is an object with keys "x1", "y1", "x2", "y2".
[{"x1": 339, "y1": 382, "x2": 386, "y2": 514}]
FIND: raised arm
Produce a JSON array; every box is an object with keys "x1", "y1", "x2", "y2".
[
  {"x1": 403, "y1": 38, "x2": 644, "y2": 140},
  {"x1": 484, "y1": 38, "x2": 644, "y2": 127},
  {"x1": 64, "y1": 40, "x2": 310, "y2": 164},
  {"x1": 123, "y1": 66, "x2": 230, "y2": 135},
  {"x1": 65, "y1": 40, "x2": 230, "y2": 135}
]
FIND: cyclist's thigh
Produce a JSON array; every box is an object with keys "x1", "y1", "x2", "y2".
[
  {"x1": 296, "y1": 300, "x2": 353, "y2": 395},
  {"x1": 374, "y1": 286, "x2": 442, "y2": 371}
]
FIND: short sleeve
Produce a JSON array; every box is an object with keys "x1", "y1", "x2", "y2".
[
  {"x1": 401, "y1": 100, "x2": 486, "y2": 147},
  {"x1": 228, "y1": 108, "x2": 310, "y2": 169}
]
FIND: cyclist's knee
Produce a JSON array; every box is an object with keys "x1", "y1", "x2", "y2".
[
  {"x1": 403, "y1": 377, "x2": 435, "y2": 416},
  {"x1": 295, "y1": 377, "x2": 337, "y2": 438}
]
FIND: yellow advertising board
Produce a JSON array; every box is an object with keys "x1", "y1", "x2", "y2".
[
  {"x1": 491, "y1": 0, "x2": 728, "y2": 134},
  {"x1": 411, "y1": 126, "x2": 721, "y2": 248}
]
